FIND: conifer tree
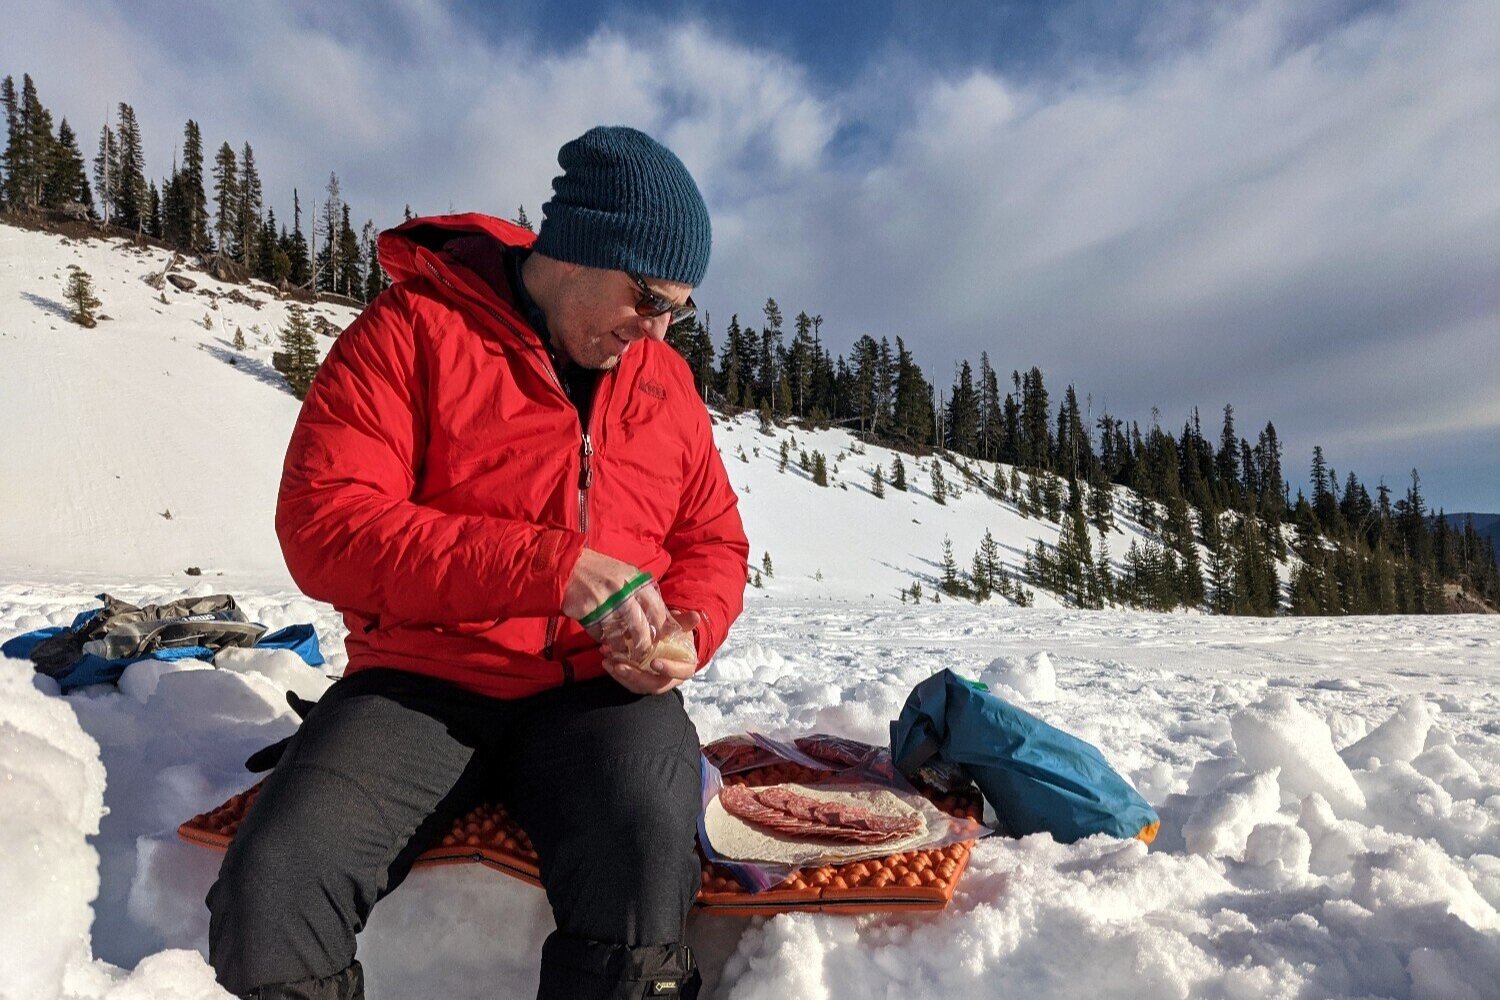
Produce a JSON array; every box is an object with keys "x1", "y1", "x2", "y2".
[
  {"x1": 285, "y1": 188, "x2": 311, "y2": 286},
  {"x1": 978, "y1": 353, "x2": 1002, "y2": 461},
  {"x1": 762, "y1": 552, "x2": 774, "y2": 578},
  {"x1": 6, "y1": 75, "x2": 56, "y2": 210},
  {"x1": 232, "y1": 326, "x2": 247, "y2": 351},
  {"x1": 0, "y1": 75, "x2": 16, "y2": 209},
  {"x1": 1094, "y1": 534, "x2": 1114, "y2": 606},
  {"x1": 872, "y1": 465, "x2": 885, "y2": 497},
  {"x1": 1162, "y1": 493, "x2": 1205, "y2": 607},
  {"x1": 64, "y1": 266, "x2": 101, "y2": 327},
  {"x1": 975, "y1": 528, "x2": 1001, "y2": 601},
  {"x1": 1056, "y1": 483, "x2": 1100, "y2": 607},
  {"x1": 812, "y1": 451, "x2": 828, "y2": 487},
  {"x1": 891, "y1": 337, "x2": 934, "y2": 445},
  {"x1": 146, "y1": 180, "x2": 161, "y2": 236},
  {"x1": 1055, "y1": 385, "x2": 1090, "y2": 481},
  {"x1": 665, "y1": 315, "x2": 714, "y2": 399},
  {"x1": 1041, "y1": 470, "x2": 1063, "y2": 522},
  {"x1": 316, "y1": 172, "x2": 342, "y2": 292},
  {"x1": 1217, "y1": 404, "x2": 1240, "y2": 507},
  {"x1": 891, "y1": 455, "x2": 907, "y2": 491},
  {"x1": 1019, "y1": 367, "x2": 1052, "y2": 470},
  {"x1": 93, "y1": 119, "x2": 118, "y2": 225},
  {"x1": 275, "y1": 304, "x2": 320, "y2": 398},
  {"x1": 930, "y1": 459, "x2": 947, "y2": 505},
  {"x1": 179, "y1": 121, "x2": 211, "y2": 252},
  {"x1": 787, "y1": 312, "x2": 815, "y2": 416},
  {"x1": 113, "y1": 103, "x2": 147, "y2": 231},
  {"x1": 970, "y1": 547, "x2": 991, "y2": 602},
  {"x1": 212, "y1": 142, "x2": 238, "y2": 252},
  {"x1": 268, "y1": 222, "x2": 292, "y2": 283},
  {"x1": 514, "y1": 204, "x2": 533, "y2": 231},
  {"x1": 44, "y1": 117, "x2": 91, "y2": 211},
  {"x1": 945, "y1": 360, "x2": 979, "y2": 454},
  {"x1": 758, "y1": 297, "x2": 785, "y2": 415},
  {"x1": 362, "y1": 219, "x2": 385, "y2": 301},
  {"x1": 235, "y1": 142, "x2": 263, "y2": 268},
  {"x1": 338, "y1": 203, "x2": 362, "y2": 296},
  {"x1": 940, "y1": 536, "x2": 962, "y2": 596},
  {"x1": 1087, "y1": 464, "x2": 1115, "y2": 535}
]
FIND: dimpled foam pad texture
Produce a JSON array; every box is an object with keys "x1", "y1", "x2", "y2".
[{"x1": 178, "y1": 762, "x2": 980, "y2": 916}]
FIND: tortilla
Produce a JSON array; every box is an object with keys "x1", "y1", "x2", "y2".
[{"x1": 703, "y1": 781, "x2": 939, "y2": 867}]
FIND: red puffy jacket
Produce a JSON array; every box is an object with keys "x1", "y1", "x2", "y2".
[{"x1": 275, "y1": 213, "x2": 748, "y2": 699}]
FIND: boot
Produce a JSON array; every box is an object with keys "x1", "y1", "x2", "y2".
[
  {"x1": 238, "y1": 961, "x2": 364, "y2": 1000},
  {"x1": 538, "y1": 932, "x2": 701, "y2": 1000}
]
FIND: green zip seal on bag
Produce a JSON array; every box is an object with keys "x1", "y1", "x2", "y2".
[{"x1": 579, "y1": 571, "x2": 654, "y2": 628}]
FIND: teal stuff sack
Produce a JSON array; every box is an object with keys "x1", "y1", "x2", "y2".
[{"x1": 890, "y1": 669, "x2": 1158, "y2": 845}]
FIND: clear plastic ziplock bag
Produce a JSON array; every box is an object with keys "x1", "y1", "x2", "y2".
[{"x1": 696, "y1": 732, "x2": 991, "y2": 893}]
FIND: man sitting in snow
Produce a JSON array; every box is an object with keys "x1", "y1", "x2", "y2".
[{"x1": 206, "y1": 126, "x2": 748, "y2": 1000}]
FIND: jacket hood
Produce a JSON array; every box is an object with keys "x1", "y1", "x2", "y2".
[{"x1": 377, "y1": 212, "x2": 538, "y2": 285}]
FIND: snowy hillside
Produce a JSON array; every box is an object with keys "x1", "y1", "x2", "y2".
[
  {"x1": 1, "y1": 220, "x2": 1165, "y2": 605},
  {"x1": 2, "y1": 222, "x2": 1499, "y2": 999},
  {"x1": 0, "y1": 222, "x2": 360, "y2": 583}
]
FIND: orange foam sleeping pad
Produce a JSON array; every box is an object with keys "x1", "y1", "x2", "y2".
[{"x1": 177, "y1": 761, "x2": 981, "y2": 916}]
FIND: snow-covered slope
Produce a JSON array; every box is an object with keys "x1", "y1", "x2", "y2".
[
  {"x1": 2, "y1": 223, "x2": 1498, "y2": 999},
  {"x1": 0, "y1": 223, "x2": 359, "y2": 584}
]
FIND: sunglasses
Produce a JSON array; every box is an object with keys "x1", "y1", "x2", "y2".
[{"x1": 627, "y1": 272, "x2": 697, "y2": 325}]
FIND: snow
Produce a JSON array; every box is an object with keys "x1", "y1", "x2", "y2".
[
  {"x1": 1181, "y1": 769, "x2": 1281, "y2": 858},
  {"x1": 1230, "y1": 691, "x2": 1368, "y2": 814},
  {"x1": 981, "y1": 650, "x2": 1058, "y2": 703},
  {"x1": 1343, "y1": 695, "x2": 1438, "y2": 769},
  {"x1": 2, "y1": 222, "x2": 1499, "y2": 998}
]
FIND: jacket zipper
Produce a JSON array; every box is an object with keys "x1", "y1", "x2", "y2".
[
  {"x1": 544, "y1": 427, "x2": 596, "y2": 674},
  {"x1": 422, "y1": 257, "x2": 608, "y2": 682}
]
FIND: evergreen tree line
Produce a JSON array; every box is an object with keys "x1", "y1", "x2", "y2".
[
  {"x1": 1287, "y1": 457, "x2": 1499, "y2": 613},
  {"x1": 667, "y1": 299, "x2": 1496, "y2": 615},
  {"x1": 1, "y1": 71, "x2": 389, "y2": 303}
]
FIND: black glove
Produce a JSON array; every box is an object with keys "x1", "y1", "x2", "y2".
[{"x1": 244, "y1": 690, "x2": 320, "y2": 772}]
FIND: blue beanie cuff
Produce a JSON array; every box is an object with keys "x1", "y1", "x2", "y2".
[{"x1": 536, "y1": 126, "x2": 711, "y2": 288}]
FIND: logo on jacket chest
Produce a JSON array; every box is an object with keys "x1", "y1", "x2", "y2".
[{"x1": 637, "y1": 378, "x2": 668, "y2": 401}]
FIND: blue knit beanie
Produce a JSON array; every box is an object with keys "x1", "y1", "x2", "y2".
[{"x1": 534, "y1": 125, "x2": 711, "y2": 288}]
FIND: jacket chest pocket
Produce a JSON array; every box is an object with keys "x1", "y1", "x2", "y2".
[
  {"x1": 596, "y1": 424, "x2": 685, "y2": 548},
  {"x1": 418, "y1": 414, "x2": 576, "y2": 522}
]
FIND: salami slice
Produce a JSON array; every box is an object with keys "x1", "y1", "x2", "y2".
[{"x1": 719, "y1": 783, "x2": 921, "y2": 843}]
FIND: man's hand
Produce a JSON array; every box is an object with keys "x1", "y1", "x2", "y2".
[
  {"x1": 599, "y1": 610, "x2": 702, "y2": 695},
  {"x1": 563, "y1": 549, "x2": 669, "y2": 659}
]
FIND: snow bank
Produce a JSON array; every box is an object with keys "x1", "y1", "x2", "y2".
[
  {"x1": 212, "y1": 647, "x2": 333, "y2": 703},
  {"x1": 0, "y1": 659, "x2": 106, "y2": 1000},
  {"x1": 1230, "y1": 692, "x2": 1367, "y2": 814},
  {"x1": 981, "y1": 651, "x2": 1057, "y2": 702},
  {"x1": 1341, "y1": 695, "x2": 1437, "y2": 768},
  {"x1": 0, "y1": 654, "x2": 235, "y2": 999},
  {"x1": 702, "y1": 641, "x2": 791, "y2": 685},
  {"x1": 1182, "y1": 769, "x2": 1281, "y2": 858}
]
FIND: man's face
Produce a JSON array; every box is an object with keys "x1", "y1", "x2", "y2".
[{"x1": 549, "y1": 264, "x2": 693, "y2": 371}]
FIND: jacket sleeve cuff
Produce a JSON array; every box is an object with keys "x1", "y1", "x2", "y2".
[{"x1": 527, "y1": 528, "x2": 587, "y2": 616}]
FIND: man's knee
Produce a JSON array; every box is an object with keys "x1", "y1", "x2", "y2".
[{"x1": 207, "y1": 769, "x2": 380, "y2": 992}]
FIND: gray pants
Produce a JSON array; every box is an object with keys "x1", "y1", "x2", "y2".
[{"x1": 206, "y1": 668, "x2": 704, "y2": 999}]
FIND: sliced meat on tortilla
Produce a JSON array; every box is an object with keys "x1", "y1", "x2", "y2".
[{"x1": 719, "y1": 783, "x2": 922, "y2": 844}]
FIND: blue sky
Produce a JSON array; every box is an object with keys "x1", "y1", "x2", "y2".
[{"x1": 6, "y1": 0, "x2": 1498, "y2": 512}]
